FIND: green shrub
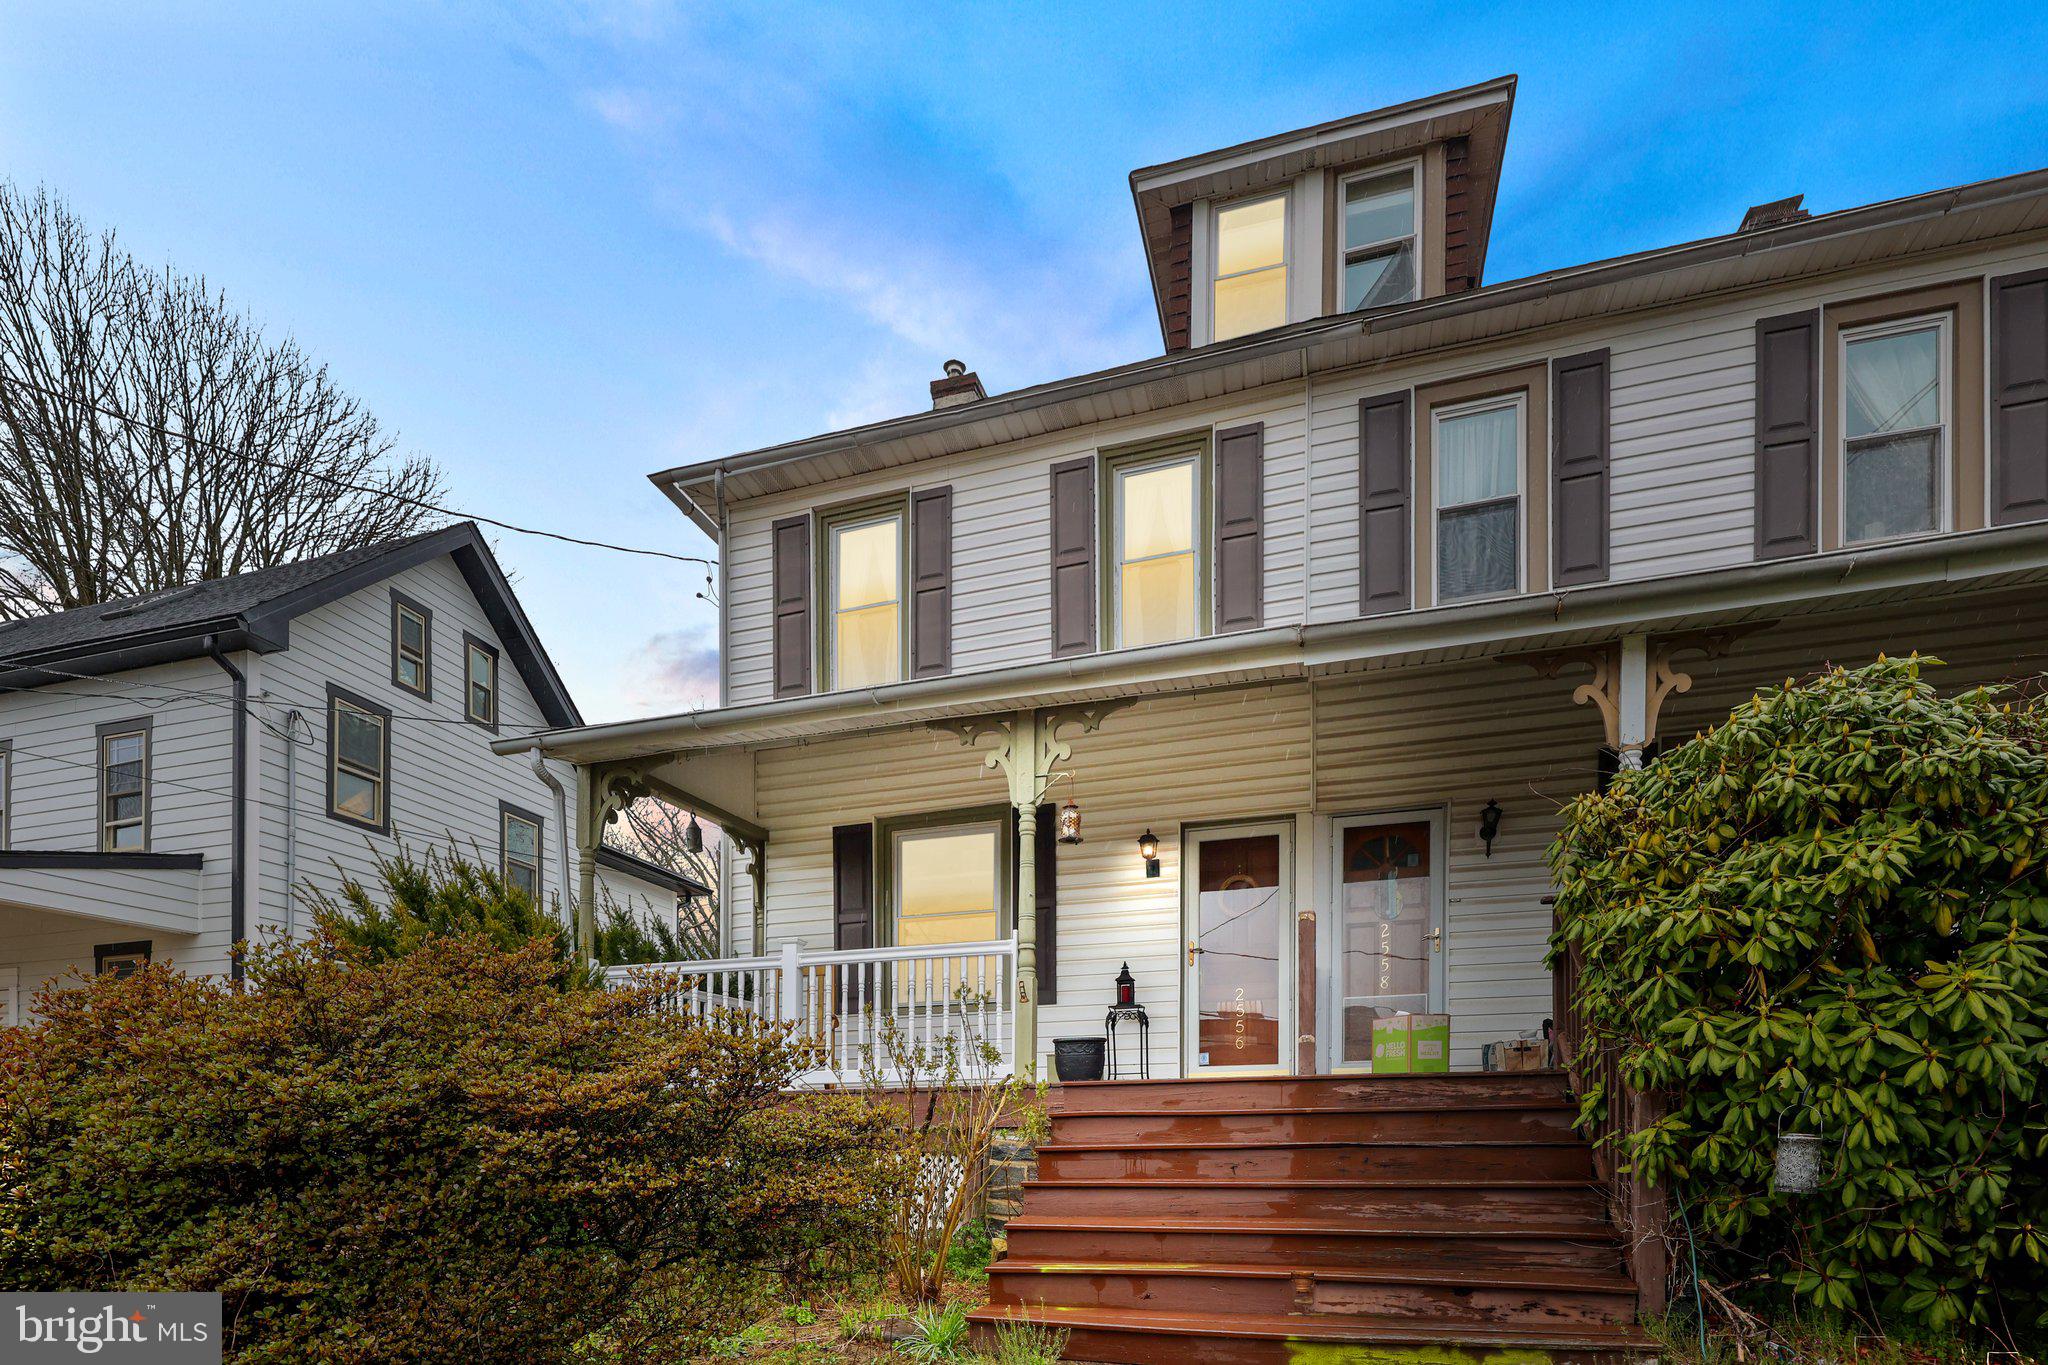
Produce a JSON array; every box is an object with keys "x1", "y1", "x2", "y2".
[
  {"x1": 307, "y1": 844, "x2": 575, "y2": 967},
  {"x1": 1550, "y1": 656, "x2": 2048, "y2": 1333},
  {"x1": 897, "y1": 1301, "x2": 972, "y2": 1361},
  {"x1": 0, "y1": 932, "x2": 901, "y2": 1362}
]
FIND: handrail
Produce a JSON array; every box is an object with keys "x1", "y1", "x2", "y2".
[{"x1": 1551, "y1": 902, "x2": 1670, "y2": 1313}]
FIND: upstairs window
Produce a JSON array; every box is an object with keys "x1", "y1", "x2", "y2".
[
  {"x1": 98, "y1": 722, "x2": 149, "y2": 852},
  {"x1": 501, "y1": 805, "x2": 543, "y2": 902},
  {"x1": 328, "y1": 688, "x2": 391, "y2": 831},
  {"x1": 826, "y1": 508, "x2": 904, "y2": 690},
  {"x1": 1111, "y1": 450, "x2": 1202, "y2": 648},
  {"x1": 391, "y1": 593, "x2": 431, "y2": 699},
  {"x1": 1212, "y1": 194, "x2": 1288, "y2": 341},
  {"x1": 1841, "y1": 315, "x2": 1948, "y2": 545},
  {"x1": 1340, "y1": 166, "x2": 1419, "y2": 311},
  {"x1": 465, "y1": 636, "x2": 500, "y2": 729},
  {"x1": 1434, "y1": 397, "x2": 1524, "y2": 602}
]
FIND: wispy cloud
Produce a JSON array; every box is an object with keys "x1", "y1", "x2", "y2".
[{"x1": 625, "y1": 628, "x2": 721, "y2": 712}]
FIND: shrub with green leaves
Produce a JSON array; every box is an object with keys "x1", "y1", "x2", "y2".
[
  {"x1": 1549, "y1": 655, "x2": 2048, "y2": 1333},
  {"x1": 0, "y1": 932, "x2": 901, "y2": 1362}
]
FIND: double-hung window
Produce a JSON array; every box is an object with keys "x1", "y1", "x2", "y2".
[
  {"x1": 1841, "y1": 315, "x2": 1948, "y2": 545},
  {"x1": 1211, "y1": 194, "x2": 1288, "y2": 342},
  {"x1": 501, "y1": 805, "x2": 543, "y2": 902},
  {"x1": 328, "y1": 688, "x2": 391, "y2": 831},
  {"x1": 825, "y1": 508, "x2": 904, "y2": 690},
  {"x1": 1339, "y1": 165, "x2": 1419, "y2": 311},
  {"x1": 888, "y1": 815, "x2": 1009, "y2": 1004},
  {"x1": 392, "y1": 593, "x2": 431, "y2": 698},
  {"x1": 98, "y1": 722, "x2": 149, "y2": 851},
  {"x1": 464, "y1": 636, "x2": 499, "y2": 729},
  {"x1": 1434, "y1": 397, "x2": 1524, "y2": 602},
  {"x1": 1111, "y1": 450, "x2": 1202, "y2": 648}
]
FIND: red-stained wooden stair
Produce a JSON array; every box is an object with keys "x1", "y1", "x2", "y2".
[{"x1": 970, "y1": 1072, "x2": 1658, "y2": 1364}]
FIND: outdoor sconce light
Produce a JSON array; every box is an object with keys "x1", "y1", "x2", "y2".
[
  {"x1": 1478, "y1": 799, "x2": 1503, "y2": 858},
  {"x1": 683, "y1": 813, "x2": 704, "y2": 855},
  {"x1": 1115, "y1": 962, "x2": 1136, "y2": 1007},
  {"x1": 1137, "y1": 829, "x2": 1161, "y2": 879},
  {"x1": 1057, "y1": 798, "x2": 1084, "y2": 845}
]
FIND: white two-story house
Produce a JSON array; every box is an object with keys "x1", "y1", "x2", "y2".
[
  {"x1": 510, "y1": 75, "x2": 2048, "y2": 1086},
  {"x1": 0, "y1": 521, "x2": 705, "y2": 1020}
]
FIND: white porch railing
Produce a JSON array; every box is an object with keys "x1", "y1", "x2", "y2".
[{"x1": 603, "y1": 935, "x2": 1018, "y2": 1087}]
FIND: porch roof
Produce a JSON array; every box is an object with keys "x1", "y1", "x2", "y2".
[{"x1": 503, "y1": 519, "x2": 2048, "y2": 769}]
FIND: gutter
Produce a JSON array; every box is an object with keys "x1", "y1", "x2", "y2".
[
  {"x1": 497, "y1": 518, "x2": 2048, "y2": 761},
  {"x1": 202, "y1": 638, "x2": 248, "y2": 981}
]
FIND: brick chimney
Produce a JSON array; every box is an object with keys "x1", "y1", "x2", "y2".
[{"x1": 930, "y1": 358, "x2": 986, "y2": 409}]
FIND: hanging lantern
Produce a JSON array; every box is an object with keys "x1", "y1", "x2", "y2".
[
  {"x1": 683, "y1": 813, "x2": 704, "y2": 854},
  {"x1": 1477, "y1": 799, "x2": 1503, "y2": 858},
  {"x1": 1115, "y1": 962, "x2": 1136, "y2": 1007},
  {"x1": 1057, "y1": 798, "x2": 1084, "y2": 845},
  {"x1": 1773, "y1": 1110, "x2": 1828, "y2": 1194},
  {"x1": 1137, "y1": 829, "x2": 1160, "y2": 878}
]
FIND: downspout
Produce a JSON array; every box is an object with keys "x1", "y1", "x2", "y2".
[
  {"x1": 528, "y1": 751, "x2": 575, "y2": 920},
  {"x1": 203, "y1": 637, "x2": 248, "y2": 981},
  {"x1": 281, "y1": 710, "x2": 307, "y2": 939}
]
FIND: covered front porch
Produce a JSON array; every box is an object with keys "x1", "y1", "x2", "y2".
[{"x1": 538, "y1": 546, "x2": 2048, "y2": 1088}]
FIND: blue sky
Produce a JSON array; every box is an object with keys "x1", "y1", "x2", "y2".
[{"x1": 2, "y1": 2, "x2": 2044, "y2": 722}]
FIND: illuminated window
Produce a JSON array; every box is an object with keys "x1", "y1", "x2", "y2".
[
  {"x1": 98, "y1": 723, "x2": 149, "y2": 851},
  {"x1": 1339, "y1": 166, "x2": 1418, "y2": 311},
  {"x1": 1113, "y1": 453, "x2": 1201, "y2": 648},
  {"x1": 327, "y1": 689, "x2": 390, "y2": 831},
  {"x1": 1434, "y1": 397, "x2": 1523, "y2": 602},
  {"x1": 889, "y1": 818, "x2": 1008, "y2": 1006},
  {"x1": 1212, "y1": 194, "x2": 1288, "y2": 341},
  {"x1": 827, "y1": 510, "x2": 904, "y2": 690},
  {"x1": 1841, "y1": 316, "x2": 1947, "y2": 545}
]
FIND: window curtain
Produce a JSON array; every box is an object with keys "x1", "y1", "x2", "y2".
[
  {"x1": 1436, "y1": 407, "x2": 1519, "y2": 505},
  {"x1": 1844, "y1": 328, "x2": 1939, "y2": 437}
]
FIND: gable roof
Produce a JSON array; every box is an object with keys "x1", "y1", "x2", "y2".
[
  {"x1": 596, "y1": 843, "x2": 713, "y2": 900},
  {"x1": 0, "y1": 522, "x2": 583, "y2": 727}
]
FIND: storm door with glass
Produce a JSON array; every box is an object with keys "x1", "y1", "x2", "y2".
[
  {"x1": 1329, "y1": 811, "x2": 1446, "y2": 1071},
  {"x1": 1182, "y1": 821, "x2": 1294, "y2": 1074}
]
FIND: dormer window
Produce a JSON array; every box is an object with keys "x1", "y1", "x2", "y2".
[
  {"x1": 1212, "y1": 194, "x2": 1288, "y2": 342},
  {"x1": 1339, "y1": 165, "x2": 1419, "y2": 311}
]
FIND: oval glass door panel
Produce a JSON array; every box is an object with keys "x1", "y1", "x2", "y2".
[
  {"x1": 1193, "y1": 833, "x2": 1284, "y2": 1068},
  {"x1": 1340, "y1": 821, "x2": 1435, "y2": 1066}
]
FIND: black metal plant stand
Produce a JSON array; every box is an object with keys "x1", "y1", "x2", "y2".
[{"x1": 1105, "y1": 1003, "x2": 1151, "y2": 1079}]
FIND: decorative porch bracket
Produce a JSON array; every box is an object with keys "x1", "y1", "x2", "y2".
[
  {"x1": 579, "y1": 757, "x2": 770, "y2": 962},
  {"x1": 1504, "y1": 626, "x2": 1762, "y2": 769},
  {"x1": 932, "y1": 700, "x2": 1134, "y2": 1077}
]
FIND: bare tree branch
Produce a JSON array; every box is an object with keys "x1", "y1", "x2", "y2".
[
  {"x1": 605, "y1": 797, "x2": 721, "y2": 960},
  {"x1": 0, "y1": 183, "x2": 445, "y2": 618}
]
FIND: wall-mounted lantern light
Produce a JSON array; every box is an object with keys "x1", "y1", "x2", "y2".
[
  {"x1": 683, "y1": 813, "x2": 705, "y2": 855},
  {"x1": 1057, "y1": 798, "x2": 1084, "y2": 845},
  {"x1": 1137, "y1": 829, "x2": 1161, "y2": 879},
  {"x1": 1477, "y1": 799, "x2": 1503, "y2": 858},
  {"x1": 1115, "y1": 962, "x2": 1137, "y2": 1007}
]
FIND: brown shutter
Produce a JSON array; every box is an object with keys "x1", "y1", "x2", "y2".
[
  {"x1": 1991, "y1": 268, "x2": 2048, "y2": 526},
  {"x1": 910, "y1": 486, "x2": 953, "y2": 677},
  {"x1": 770, "y1": 515, "x2": 811, "y2": 697},
  {"x1": 832, "y1": 823, "x2": 873, "y2": 951},
  {"x1": 1214, "y1": 423, "x2": 1265, "y2": 632},
  {"x1": 1358, "y1": 391, "x2": 1412, "y2": 614},
  {"x1": 1034, "y1": 804, "x2": 1058, "y2": 1005},
  {"x1": 1753, "y1": 310, "x2": 1819, "y2": 559},
  {"x1": 1551, "y1": 348, "x2": 1611, "y2": 586},
  {"x1": 1049, "y1": 456, "x2": 1096, "y2": 656}
]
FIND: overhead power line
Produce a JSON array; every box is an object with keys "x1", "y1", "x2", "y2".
[{"x1": 1, "y1": 374, "x2": 719, "y2": 568}]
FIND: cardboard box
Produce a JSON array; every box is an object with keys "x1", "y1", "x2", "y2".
[
  {"x1": 1371, "y1": 1013, "x2": 1451, "y2": 1074},
  {"x1": 1489, "y1": 1039, "x2": 1547, "y2": 1073},
  {"x1": 1370, "y1": 1015, "x2": 1412, "y2": 1073}
]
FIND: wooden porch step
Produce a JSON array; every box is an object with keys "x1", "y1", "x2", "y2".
[
  {"x1": 1002, "y1": 1215, "x2": 1627, "y2": 1273},
  {"x1": 968, "y1": 1303, "x2": 1659, "y2": 1365},
  {"x1": 1036, "y1": 1139, "x2": 1596, "y2": 1182},
  {"x1": 986, "y1": 1258, "x2": 1639, "y2": 1327},
  {"x1": 1050, "y1": 1072, "x2": 1568, "y2": 1113},
  {"x1": 1048, "y1": 1103, "x2": 1578, "y2": 1146},
  {"x1": 1018, "y1": 1176, "x2": 1607, "y2": 1223}
]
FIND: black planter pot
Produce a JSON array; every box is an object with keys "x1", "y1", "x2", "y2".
[{"x1": 1053, "y1": 1036, "x2": 1107, "y2": 1082}]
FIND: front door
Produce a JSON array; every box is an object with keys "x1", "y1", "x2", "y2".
[
  {"x1": 1183, "y1": 821, "x2": 1294, "y2": 1075},
  {"x1": 1327, "y1": 810, "x2": 1447, "y2": 1072}
]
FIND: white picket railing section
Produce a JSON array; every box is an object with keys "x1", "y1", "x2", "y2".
[{"x1": 603, "y1": 936, "x2": 1018, "y2": 1087}]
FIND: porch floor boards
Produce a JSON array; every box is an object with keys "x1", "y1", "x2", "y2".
[{"x1": 970, "y1": 1071, "x2": 1658, "y2": 1364}]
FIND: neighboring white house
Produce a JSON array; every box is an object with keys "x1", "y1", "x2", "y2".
[
  {"x1": 0, "y1": 521, "x2": 706, "y2": 1021},
  {"x1": 514, "y1": 76, "x2": 2048, "y2": 1083}
]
